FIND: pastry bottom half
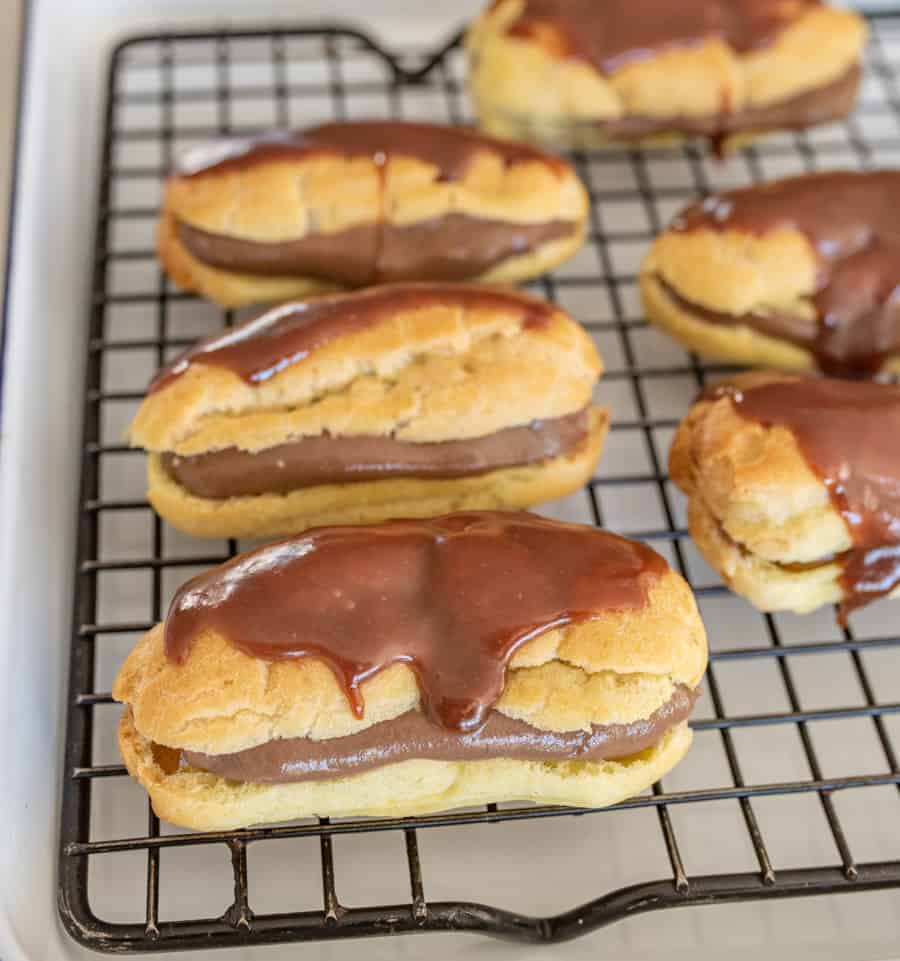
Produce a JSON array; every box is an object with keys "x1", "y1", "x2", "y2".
[
  {"x1": 640, "y1": 272, "x2": 816, "y2": 371},
  {"x1": 471, "y1": 65, "x2": 861, "y2": 154},
  {"x1": 158, "y1": 212, "x2": 586, "y2": 309},
  {"x1": 688, "y1": 495, "x2": 900, "y2": 614},
  {"x1": 640, "y1": 273, "x2": 900, "y2": 374},
  {"x1": 474, "y1": 106, "x2": 756, "y2": 153},
  {"x1": 119, "y1": 708, "x2": 693, "y2": 831},
  {"x1": 146, "y1": 409, "x2": 608, "y2": 539}
]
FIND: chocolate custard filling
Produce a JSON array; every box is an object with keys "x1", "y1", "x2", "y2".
[
  {"x1": 659, "y1": 275, "x2": 820, "y2": 347},
  {"x1": 589, "y1": 64, "x2": 860, "y2": 145},
  {"x1": 162, "y1": 408, "x2": 592, "y2": 498},
  {"x1": 182, "y1": 685, "x2": 697, "y2": 784},
  {"x1": 176, "y1": 214, "x2": 577, "y2": 285}
]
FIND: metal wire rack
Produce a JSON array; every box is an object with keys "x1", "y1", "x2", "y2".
[{"x1": 58, "y1": 16, "x2": 900, "y2": 953}]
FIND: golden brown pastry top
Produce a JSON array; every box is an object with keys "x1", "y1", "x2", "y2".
[
  {"x1": 644, "y1": 171, "x2": 900, "y2": 377},
  {"x1": 166, "y1": 120, "x2": 588, "y2": 242},
  {"x1": 129, "y1": 283, "x2": 602, "y2": 455},
  {"x1": 113, "y1": 512, "x2": 708, "y2": 753},
  {"x1": 467, "y1": 0, "x2": 865, "y2": 121}
]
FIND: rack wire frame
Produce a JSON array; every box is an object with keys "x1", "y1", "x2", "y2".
[{"x1": 58, "y1": 17, "x2": 900, "y2": 953}]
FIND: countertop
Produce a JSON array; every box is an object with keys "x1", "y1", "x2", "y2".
[{"x1": 0, "y1": 0, "x2": 22, "y2": 303}]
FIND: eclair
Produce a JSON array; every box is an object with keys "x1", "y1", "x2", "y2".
[
  {"x1": 130, "y1": 283, "x2": 607, "y2": 538},
  {"x1": 642, "y1": 171, "x2": 900, "y2": 379},
  {"x1": 113, "y1": 511, "x2": 708, "y2": 830},
  {"x1": 466, "y1": 0, "x2": 866, "y2": 152},
  {"x1": 159, "y1": 120, "x2": 589, "y2": 307},
  {"x1": 670, "y1": 372, "x2": 900, "y2": 620}
]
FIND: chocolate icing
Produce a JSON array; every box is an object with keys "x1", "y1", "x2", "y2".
[
  {"x1": 164, "y1": 512, "x2": 668, "y2": 731},
  {"x1": 162, "y1": 408, "x2": 591, "y2": 498},
  {"x1": 840, "y1": 545, "x2": 900, "y2": 616},
  {"x1": 176, "y1": 214, "x2": 576, "y2": 286},
  {"x1": 706, "y1": 376, "x2": 900, "y2": 618},
  {"x1": 182, "y1": 685, "x2": 697, "y2": 784},
  {"x1": 670, "y1": 171, "x2": 900, "y2": 377},
  {"x1": 174, "y1": 120, "x2": 566, "y2": 179},
  {"x1": 178, "y1": 219, "x2": 378, "y2": 286},
  {"x1": 502, "y1": 0, "x2": 822, "y2": 73},
  {"x1": 148, "y1": 284, "x2": 556, "y2": 394}
]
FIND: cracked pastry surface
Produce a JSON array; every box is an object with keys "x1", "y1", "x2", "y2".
[
  {"x1": 113, "y1": 511, "x2": 708, "y2": 829},
  {"x1": 159, "y1": 120, "x2": 589, "y2": 307},
  {"x1": 670, "y1": 371, "x2": 900, "y2": 618},
  {"x1": 130, "y1": 283, "x2": 607, "y2": 538},
  {"x1": 641, "y1": 170, "x2": 900, "y2": 378},
  {"x1": 466, "y1": 0, "x2": 866, "y2": 151}
]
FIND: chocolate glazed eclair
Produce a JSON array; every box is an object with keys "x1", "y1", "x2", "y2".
[
  {"x1": 466, "y1": 0, "x2": 866, "y2": 153},
  {"x1": 642, "y1": 170, "x2": 900, "y2": 379},
  {"x1": 670, "y1": 372, "x2": 900, "y2": 620},
  {"x1": 113, "y1": 511, "x2": 709, "y2": 830},
  {"x1": 159, "y1": 120, "x2": 589, "y2": 308},
  {"x1": 129, "y1": 283, "x2": 608, "y2": 539}
]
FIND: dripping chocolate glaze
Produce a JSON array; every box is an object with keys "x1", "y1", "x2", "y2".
[
  {"x1": 164, "y1": 512, "x2": 668, "y2": 731},
  {"x1": 705, "y1": 376, "x2": 900, "y2": 617},
  {"x1": 148, "y1": 284, "x2": 555, "y2": 394},
  {"x1": 502, "y1": 0, "x2": 822, "y2": 74},
  {"x1": 162, "y1": 408, "x2": 592, "y2": 498},
  {"x1": 174, "y1": 120, "x2": 567, "y2": 179},
  {"x1": 671, "y1": 171, "x2": 900, "y2": 377},
  {"x1": 182, "y1": 686, "x2": 697, "y2": 784}
]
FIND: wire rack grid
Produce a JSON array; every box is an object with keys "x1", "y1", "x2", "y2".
[{"x1": 58, "y1": 17, "x2": 900, "y2": 954}]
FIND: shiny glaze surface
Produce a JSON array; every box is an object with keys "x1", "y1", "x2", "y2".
[
  {"x1": 175, "y1": 120, "x2": 566, "y2": 178},
  {"x1": 149, "y1": 284, "x2": 556, "y2": 393},
  {"x1": 164, "y1": 512, "x2": 668, "y2": 731},
  {"x1": 502, "y1": 0, "x2": 821, "y2": 73}
]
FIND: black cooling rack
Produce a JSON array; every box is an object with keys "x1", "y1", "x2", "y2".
[{"x1": 59, "y1": 17, "x2": 900, "y2": 953}]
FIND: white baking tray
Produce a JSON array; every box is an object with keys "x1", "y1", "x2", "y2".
[{"x1": 3, "y1": 2, "x2": 900, "y2": 959}]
